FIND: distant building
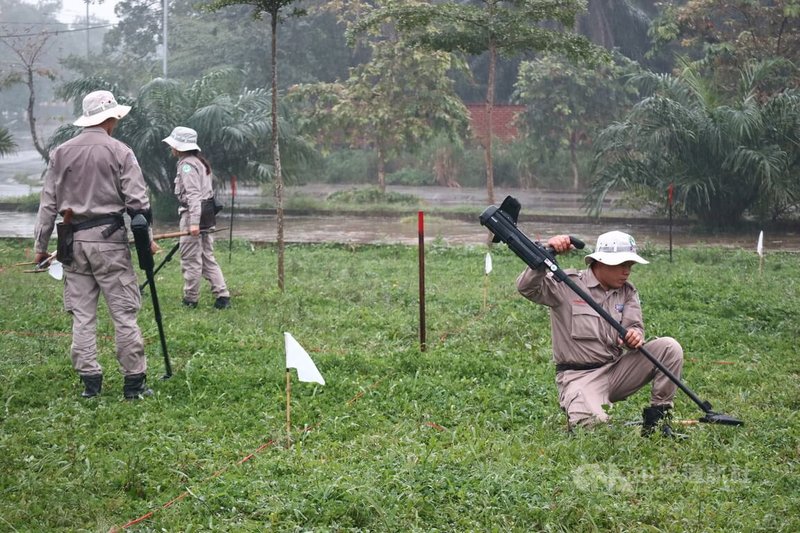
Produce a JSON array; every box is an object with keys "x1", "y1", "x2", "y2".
[{"x1": 465, "y1": 103, "x2": 526, "y2": 144}]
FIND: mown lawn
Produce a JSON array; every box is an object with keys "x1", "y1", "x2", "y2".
[{"x1": 0, "y1": 237, "x2": 798, "y2": 532}]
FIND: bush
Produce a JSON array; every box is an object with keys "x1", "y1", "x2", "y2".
[
  {"x1": 386, "y1": 166, "x2": 435, "y2": 186},
  {"x1": 327, "y1": 186, "x2": 420, "y2": 206},
  {"x1": 319, "y1": 149, "x2": 375, "y2": 184},
  {"x1": 3, "y1": 192, "x2": 41, "y2": 212}
]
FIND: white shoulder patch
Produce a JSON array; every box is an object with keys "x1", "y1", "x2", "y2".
[{"x1": 181, "y1": 163, "x2": 193, "y2": 174}]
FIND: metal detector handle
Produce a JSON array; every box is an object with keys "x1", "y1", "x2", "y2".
[
  {"x1": 545, "y1": 236, "x2": 586, "y2": 256},
  {"x1": 131, "y1": 215, "x2": 154, "y2": 271},
  {"x1": 479, "y1": 205, "x2": 583, "y2": 281}
]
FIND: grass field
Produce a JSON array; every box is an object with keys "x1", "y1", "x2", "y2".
[{"x1": 0, "y1": 237, "x2": 798, "y2": 532}]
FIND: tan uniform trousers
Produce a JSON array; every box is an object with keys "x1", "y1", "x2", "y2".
[
  {"x1": 179, "y1": 212, "x2": 229, "y2": 302},
  {"x1": 556, "y1": 336, "x2": 683, "y2": 428},
  {"x1": 64, "y1": 226, "x2": 147, "y2": 377}
]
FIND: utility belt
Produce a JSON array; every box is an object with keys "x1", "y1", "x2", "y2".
[
  {"x1": 56, "y1": 214, "x2": 126, "y2": 266},
  {"x1": 555, "y1": 361, "x2": 608, "y2": 373},
  {"x1": 73, "y1": 214, "x2": 126, "y2": 236},
  {"x1": 180, "y1": 196, "x2": 224, "y2": 230}
]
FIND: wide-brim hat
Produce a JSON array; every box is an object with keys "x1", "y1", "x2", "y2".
[
  {"x1": 162, "y1": 126, "x2": 201, "y2": 152},
  {"x1": 73, "y1": 90, "x2": 131, "y2": 127},
  {"x1": 585, "y1": 230, "x2": 649, "y2": 266}
]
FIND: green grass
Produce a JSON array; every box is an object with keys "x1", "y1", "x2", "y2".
[{"x1": 1, "y1": 238, "x2": 798, "y2": 531}]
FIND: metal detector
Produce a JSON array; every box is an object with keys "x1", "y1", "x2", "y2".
[
  {"x1": 139, "y1": 241, "x2": 181, "y2": 294},
  {"x1": 131, "y1": 214, "x2": 173, "y2": 379},
  {"x1": 479, "y1": 196, "x2": 743, "y2": 426}
]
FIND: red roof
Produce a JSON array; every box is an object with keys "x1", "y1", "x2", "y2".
[{"x1": 466, "y1": 103, "x2": 525, "y2": 143}]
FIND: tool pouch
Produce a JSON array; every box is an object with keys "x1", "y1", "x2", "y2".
[
  {"x1": 56, "y1": 222, "x2": 74, "y2": 265},
  {"x1": 199, "y1": 195, "x2": 224, "y2": 230}
]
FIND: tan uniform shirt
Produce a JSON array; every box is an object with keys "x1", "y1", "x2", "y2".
[
  {"x1": 33, "y1": 127, "x2": 150, "y2": 253},
  {"x1": 516, "y1": 265, "x2": 644, "y2": 367},
  {"x1": 173, "y1": 155, "x2": 212, "y2": 226}
]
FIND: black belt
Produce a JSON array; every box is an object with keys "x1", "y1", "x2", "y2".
[
  {"x1": 73, "y1": 214, "x2": 125, "y2": 237},
  {"x1": 179, "y1": 197, "x2": 211, "y2": 209},
  {"x1": 555, "y1": 362, "x2": 608, "y2": 373}
]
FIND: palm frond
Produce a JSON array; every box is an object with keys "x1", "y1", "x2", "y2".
[{"x1": 0, "y1": 126, "x2": 18, "y2": 156}]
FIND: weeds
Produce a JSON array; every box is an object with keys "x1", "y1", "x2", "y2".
[{"x1": 0, "y1": 238, "x2": 798, "y2": 531}]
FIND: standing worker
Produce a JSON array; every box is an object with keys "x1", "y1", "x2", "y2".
[
  {"x1": 33, "y1": 90, "x2": 156, "y2": 400},
  {"x1": 516, "y1": 231, "x2": 684, "y2": 436},
  {"x1": 163, "y1": 127, "x2": 231, "y2": 310}
]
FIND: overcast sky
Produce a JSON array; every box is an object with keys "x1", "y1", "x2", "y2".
[{"x1": 57, "y1": 0, "x2": 120, "y2": 23}]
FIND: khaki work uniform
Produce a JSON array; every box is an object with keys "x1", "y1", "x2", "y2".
[
  {"x1": 34, "y1": 127, "x2": 150, "y2": 377},
  {"x1": 517, "y1": 265, "x2": 683, "y2": 428},
  {"x1": 173, "y1": 155, "x2": 229, "y2": 303}
]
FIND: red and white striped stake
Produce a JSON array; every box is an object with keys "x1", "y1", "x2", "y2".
[{"x1": 418, "y1": 211, "x2": 426, "y2": 352}]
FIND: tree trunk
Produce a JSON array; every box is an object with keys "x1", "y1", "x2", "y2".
[
  {"x1": 26, "y1": 67, "x2": 47, "y2": 160},
  {"x1": 270, "y1": 11, "x2": 285, "y2": 292},
  {"x1": 570, "y1": 129, "x2": 579, "y2": 190},
  {"x1": 484, "y1": 38, "x2": 496, "y2": 206},
  {"x1": 377, "y1": 141, "x2": 386, "y2": 194}
]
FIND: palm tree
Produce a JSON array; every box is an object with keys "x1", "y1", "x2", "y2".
[
  {"x1": 50, "y1": 71, "x2": 316, "y2": 199},
  {"x1": 588, "y1": 59, "x2": 800, "y2": 227},
  {"x1": 0, "y1": 126, "x2": 16, "y2": 156}
]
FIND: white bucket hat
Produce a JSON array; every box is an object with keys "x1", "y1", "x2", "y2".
[
  {"x1": 73, "y1": 90, "x2": 131, "y2": 127},
  {"x1": 585, "y1": 230, "x2": 649, "y2": 266},
  {"x1": 163, "y1": 126, "x2": 201, "y2": 152}
]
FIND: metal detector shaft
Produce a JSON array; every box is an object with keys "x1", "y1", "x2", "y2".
[
  {"x1": 480, "y1": 200, "x2": 738, "y2": 423},
  {"x1": 131, "y1": 215, "x2": 173, "y2": 379},
  {"x1": 143, "y1": 263, "x2": 172, "y2": 378},
  {"x1": 139, "y1": 242, "x2": 181, "y2": 293}
]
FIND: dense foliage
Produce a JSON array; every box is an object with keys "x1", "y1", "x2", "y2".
[
  {"x1": 589, "y1": 60, "x2": 800, "y2": 226},
  {"x1": 1, "y1": 238, "x2": 798, "y2": 530},
  {"x1": 47, "y1": 72, "x2": 316, "y2": 199}
]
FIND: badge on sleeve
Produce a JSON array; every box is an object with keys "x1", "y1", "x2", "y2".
[{"x1": 182, "y1": 164, "x2": 192, "y2": 173}]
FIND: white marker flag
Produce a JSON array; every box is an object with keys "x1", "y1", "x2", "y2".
[
  {"x1": 485, "y1": 252, "x2": 493, "y2": 275},
  {"x1": 285, "y1": 332, "x2": 325, "y2": 385},
  {"x1": 756, "y1": 231, "x2": 764, "y2": 257}
]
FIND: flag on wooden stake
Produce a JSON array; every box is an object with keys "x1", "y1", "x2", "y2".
[
  {"x1": 484, "y1": 252, "x2": 493, "y2": 275},
  {"x1": 756, "y1": 231, "x2": 764, "y2": 257},
  {"x1": 284, "y1": 332, "x2": 325, "y2": 385}
]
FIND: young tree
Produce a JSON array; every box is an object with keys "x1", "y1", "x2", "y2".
[
  {"x1": 588, "y1": 59, "x2": 800, "y2": 227},
  {"x1": 513, "y1": 53, "x2": 639, "y2": 189},
  {"x1": 203, "y1": 0, "x2": 306, "y2": 292},
  {"x1": 351, "y1": 0, "x2": 601, "y2": 205},
  {"x1": 0, "y1": 25, "x2": 56, "y2": 159},
  {"x1": 290, "y1": 39, "x2": 469, "y2": 193}
]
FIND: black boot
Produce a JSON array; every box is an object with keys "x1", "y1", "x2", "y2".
[
  {"x1": 214, "y1": 296, "x2": 231, "y2": 309},
  {"x1": 641, "y1": 405, "x2": 677, "y2": 437},
  {"x1": 123, "y1": 373, "x2": 154, "y2": 400},
  {"x1": 80, "y1": 374, "x2": 103, "y2": 398}
]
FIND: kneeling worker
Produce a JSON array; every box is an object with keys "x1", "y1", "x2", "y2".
[{"x1": 516, "y1": 231, "x2": 684, "y2": 436}]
